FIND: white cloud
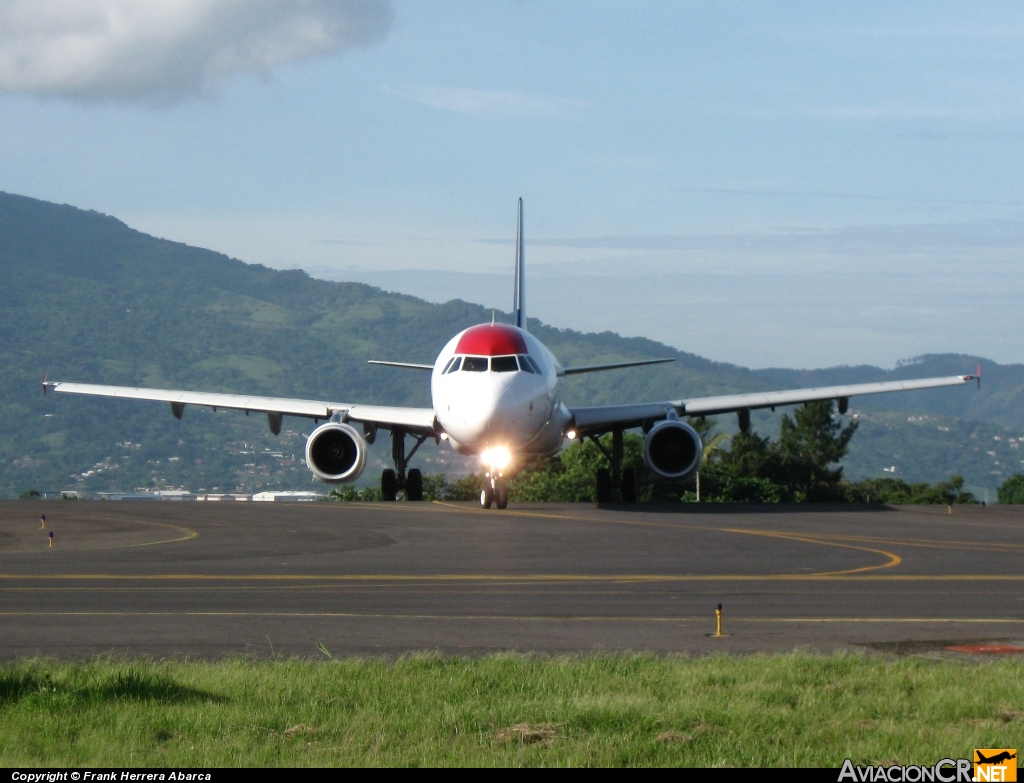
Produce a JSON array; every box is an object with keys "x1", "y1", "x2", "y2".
[
  {"x1": 0, "y1": 0, "x2": 392, "y2": 102},
  {"x1": 384, "y1": 84, "x2": 588, "y2": 117}
]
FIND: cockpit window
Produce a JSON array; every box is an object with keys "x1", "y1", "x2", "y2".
[
  {"x1": 523, "y1": 355, "x2": 542, "y2": 374},
  {"x1": 444, "y1": 356, "x2": 462, "y2": 374},
  {"x1": 516, "y1": 355, "x2": 536, "y2": 374},
  {"x1": 491, "y1": 355, "x2": 519, "y2": 373},
  {"x1": 462, "y1": 356, "x2": 488, "y2": 372}
]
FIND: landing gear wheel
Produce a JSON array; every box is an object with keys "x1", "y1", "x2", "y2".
[
  {"x1": 480, "y1": 486, "x2": 493, "y2": 509},
  {"x1": 381, "y1": 469, "x2": 397, "y2": 502},
  {"x1": 595, "y1": 468, "x2": 612, "y2": 504},
  {"x1": 495, "y1": 484, "x2": 509, "y2": 509},
  {"x1": 406, "y1": 468, "x2": 423, "y2": 501},
  {"x1": 621, "y1": 467, "x2": 637, "y2": 503}
]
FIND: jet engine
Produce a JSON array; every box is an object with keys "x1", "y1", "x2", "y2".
[
  {"x1": 643, "y1": 419, "x2": 702, "y2": 481},
  {"x1": 304, "y1": 422, "x2": 367, "y2": 484}
]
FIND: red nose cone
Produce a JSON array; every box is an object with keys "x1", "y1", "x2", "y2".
[{"x1": 455, "y1": 324, "x2": 528, "y2": 356}]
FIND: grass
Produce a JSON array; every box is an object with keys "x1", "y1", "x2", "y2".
[{"x1": 2, "y1": 653, "x2": 1024, "y2": 767}]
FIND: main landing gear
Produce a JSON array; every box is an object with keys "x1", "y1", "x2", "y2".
[
  {"x1": 380, "y1": 427, "x2": 430, "y2": 502},
  {"x1": 479, "y1": 473, "x2": 509, "y2": 509},
  {"x1": 588, "y1": 427, "x2": 636, "y2": 504}
]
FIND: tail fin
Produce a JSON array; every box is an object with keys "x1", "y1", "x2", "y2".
[{"x1": 513, "y1": 198, "x2": 526, "y2": 330}]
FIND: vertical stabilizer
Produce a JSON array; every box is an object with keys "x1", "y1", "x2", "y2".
[{"x1": 513, "y1": 198, "x2": 526, "y2": 330}]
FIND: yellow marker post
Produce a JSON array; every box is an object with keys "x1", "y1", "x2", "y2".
[
  {"x1": 948, "y1": 505, "x2": 953, "y2": 515},
  {"x1": 715, "y1": 603, "x2": 723, "y2": 637},
  {"x1": 40, "y1": 515, "x2": 46, "y2": 529},
  {"x1": 47, "y1": 532, "x2": 53, "y2": 548}
]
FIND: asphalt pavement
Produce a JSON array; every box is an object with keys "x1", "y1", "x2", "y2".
[{"x1": 1, "y1": 500, "x2": 1023, "y2": 658}]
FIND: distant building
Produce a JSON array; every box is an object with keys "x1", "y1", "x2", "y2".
[
  {"x1": 97, "y1": 490, "x2": 192, "y2": 501},
  {"x1": 252, "y1": 491, "x2": 322, "y2": 502},
  {"x1": 100, "y1": 493, "x2": 161, "y2": 501},
  {"x1": 153, "y1": 490, "x2": 190, "y2": 500}
]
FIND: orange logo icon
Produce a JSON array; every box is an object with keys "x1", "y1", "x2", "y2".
[{"x1": 975, "y1": 749, "x2": 1017, "y2": 782}]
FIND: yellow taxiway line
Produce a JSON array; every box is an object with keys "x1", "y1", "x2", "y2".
[{"x1": 432, "y1": 501, "x2": 905, "y2": 575}]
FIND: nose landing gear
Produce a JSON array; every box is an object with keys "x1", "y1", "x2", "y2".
[{"x1": 480, "y1": 473, "x2": 509, "y2": 509}]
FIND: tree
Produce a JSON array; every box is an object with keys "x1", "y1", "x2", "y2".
[
  {"x1": 718, "y1": 431, "x2": 785, "y2": 481},
  {"x1": 777, "y1": 400, "x2": 858, "y2": 501},
  {"x1": 703, "y1": 401, "x2": 856, "y2": 502},
  {"x1": 998, "y1": 474, "x2": 1024, "y2": 504}
]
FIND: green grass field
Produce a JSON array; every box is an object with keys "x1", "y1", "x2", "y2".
[{"x1": 2, "y1": 653, "x2": 1023, "y2": 767}]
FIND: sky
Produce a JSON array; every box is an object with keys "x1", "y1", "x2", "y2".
[{"x1": 1, "y1": 1, "x2": 1023, "y2": 369}]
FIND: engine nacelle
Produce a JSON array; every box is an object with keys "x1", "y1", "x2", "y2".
[
  {"x1": 304, "y1": 422, "x2": 367, "y2": 484},
  {"x1": 643, "y1": 419, "x2": 703, "y2": 481}
]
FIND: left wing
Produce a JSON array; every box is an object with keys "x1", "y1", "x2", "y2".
[
  {"x1": 569, "y1": 374, "x2": 976, "y2": 434},
  {"x1": 45, "y1": 382, "x2": 437, "y2": 434},
  {"x1": 562, "y1": 358, "x2": 674, "y2": 376}
]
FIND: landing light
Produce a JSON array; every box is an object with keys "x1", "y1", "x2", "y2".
[
  {"x1": 566, "y1": 429, "x2": 577, "y2": 440},
  {"x1": 481, "y1": 445, "x2": 512, "y2": 470}
]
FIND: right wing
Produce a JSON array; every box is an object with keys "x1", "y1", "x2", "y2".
[
  {"x1": 366, "y1": 361, "x2": 434, "y2": 371},
  {"x1": 45, "y1": 382, "x2": 437, "y2": 434},
  {"x1": 569, "y1": 374, "x2": 976, "y2": 434}
]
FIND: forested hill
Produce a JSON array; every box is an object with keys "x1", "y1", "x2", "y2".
[
  {"x1": 0, "y1": 191, "x2": 1018, "y2": 497},
  {"x1": 0, "y1": 191, "x2": 776, "y2": 402}
]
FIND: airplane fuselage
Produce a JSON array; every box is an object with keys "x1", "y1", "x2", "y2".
[{"x1": 431, "y1": 323, "x2": 571, "y2": 458}]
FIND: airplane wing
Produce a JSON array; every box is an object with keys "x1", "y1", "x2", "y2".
[
  {"x1": 562, "y1": 358, "x2": 674, "y2": 376},
  {"x1": 569, "y1": 374, "x2": 976, "y2": 434},
  {"x1": 366, "y1": 361, "x2": 434, "y2": 371},
  {"x1": 45, "y1": 382, "x2": 437, "y2": 434}
]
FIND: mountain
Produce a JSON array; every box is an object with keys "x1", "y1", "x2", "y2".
[{"x1": 0, "y1": 191, "x2": 1020, "y2": 497}]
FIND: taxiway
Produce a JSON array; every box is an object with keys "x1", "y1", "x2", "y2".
[{"x1": 1, "y1": 500, "x2": 1022, "y2": 658}]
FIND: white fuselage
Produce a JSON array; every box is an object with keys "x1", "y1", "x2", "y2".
[{"x1": 431, "y1": 323, "x2": 571, "y2": 458}]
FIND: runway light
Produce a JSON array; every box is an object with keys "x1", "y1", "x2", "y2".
[
  {"x1": 566, "y1": 429, "x2": 577, "y2": 440},
  {"x1": 481, "y1": 445, "x2": 512, "y2": 470}
]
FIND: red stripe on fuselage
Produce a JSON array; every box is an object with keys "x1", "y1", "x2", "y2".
[{"x1": 455, "y1": 324, "x2": 528, "y2": 356}]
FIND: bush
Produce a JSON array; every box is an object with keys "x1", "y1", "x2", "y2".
[
  {"x1": 845, "y1": 475, "x2": 976, "y2": 505},
  {"x1": 422, "y1": 473, "x2": 481, "y2": 501},
  {"x1": 998, "y1": 474, "x2": 1024, "y2": 504},
  {"x1": 327, "y1": 485, "x2": 381, "y2": 501}
]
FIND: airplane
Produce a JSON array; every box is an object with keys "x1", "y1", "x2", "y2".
[
  {"x1": 976, "y1": 751, "x2": 1016, "y2": 765},
  {"x1": 43, "y1": 200, "x2": 978, "y2": 508}
]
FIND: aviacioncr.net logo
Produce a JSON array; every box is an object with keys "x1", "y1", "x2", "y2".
[{"x1": 838, "y1": 758, "x2": 973, "y2": 782}]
